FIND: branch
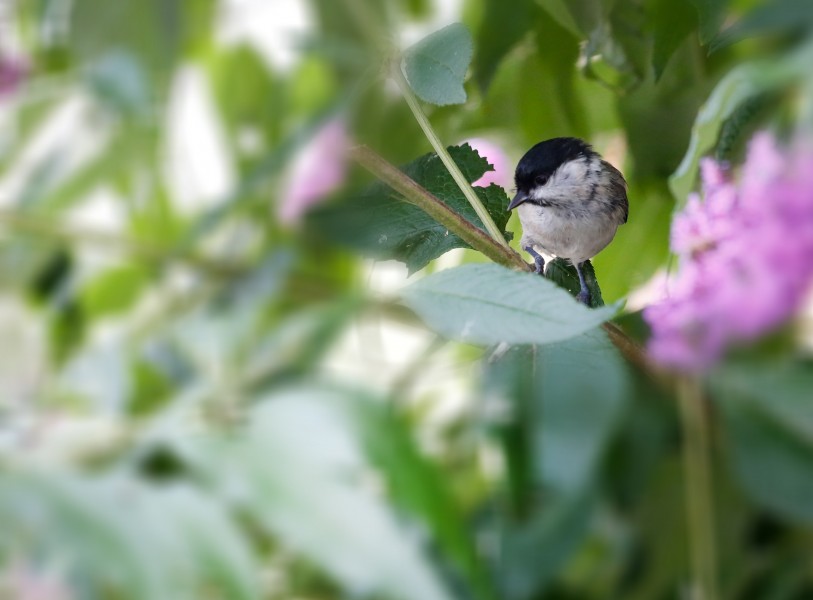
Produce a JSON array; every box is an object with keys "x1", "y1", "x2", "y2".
[{"x1": 349, "y1": 145, "x2": 528, "y2": 270}]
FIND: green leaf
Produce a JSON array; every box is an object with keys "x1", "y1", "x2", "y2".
[
  {"x1": 346, "y1": 397, "x2": 494, "y2": 600},
  {"x1": 69, "y1": 0, "x2": 216, "y2": 84},
  {"x1": 401, "y1": 264, "x2": 618, "y2": 346},
  {"x1": 535, "y1": 0, "x2": 604, "y2": 38},
  {"x1": 495, "y1": 492, "x2": 592, "y2": 599},
  {"x1": 402, "y1": 23, "x2": 474, "y2": 106},
  {"x1": 79, "y1": 264, "x2": 151, "y2": 318},
  {"x1": 713, "y1": 360, "x2": 813, "y2": 523},
  {"x1": 483, "y1": 329, "x2": 629, "y2": 496},
  {"x1": 474, "y1": 0, "x2": 534, "y2": 92},
  {"x1": 687, "y1": 0, "x2": 730, "y2": 44},
  {"x1": 308, "y1": 144, "x2": 511, "y2": 274},
  {"x1": 710, "y1": 0, "x2": 813, "y2": 52},
  {"x1": 647, "y1": 0, "x2": 697, "y2": 80},
  {"x1": 195, "y1": 387, "x2": 456, "y2": 600},
  {"x1": 544, "y1": 258, "x2": 604, "y2": 308},
  {"x1": 84, "y1": 50, "x2": 151, "y2": 117},
  {"x1": 669, "y1": 41, "x2": 813, "y2": 204},
  {"x1": 0, "y1": 473, "x2": 260, "y2": 600}
]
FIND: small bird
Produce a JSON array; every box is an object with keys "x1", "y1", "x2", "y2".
[{"x1": 508, "y1": 137, "x2": 629, "y2": 305}]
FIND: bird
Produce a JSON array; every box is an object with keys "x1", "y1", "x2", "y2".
[{"x1": 507, "y1": 137, "x2": 629, "y2": 306}]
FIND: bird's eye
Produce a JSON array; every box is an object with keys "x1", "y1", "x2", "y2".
[{"x1": 534, "y1": 175, "x2": 548, "y2": 186}]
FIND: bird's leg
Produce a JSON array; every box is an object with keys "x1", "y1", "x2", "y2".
[
  {"x1": 574, "y1": 261, "x2": 591, "y2": 306},
  {"x1": 524, "y1": 245, "x2": 545, "y2": 275}
]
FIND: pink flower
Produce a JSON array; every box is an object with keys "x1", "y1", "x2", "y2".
[
  {"x1": 644, "y1": 132, "x2": 813, "y2": 372},
  {"x1": 0, "y1": 55, "x2": 28, "y2": 98},
  {"x1": 464, "y1": 138, "x2": 512, "y2": 189},
  {"x1": 278, "y1": 118, "x2": 348, "y2": 225}
]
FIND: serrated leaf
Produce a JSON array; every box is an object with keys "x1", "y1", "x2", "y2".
[
  {"x1": 307, "y1": 144, "x2": 511, "y2": 274},
  {"x1": 402, "y1": 23, "x2": 473, "y2": 106},
  {"x1": 401, "y1": 264, "x2": 618, "y2": 346}
]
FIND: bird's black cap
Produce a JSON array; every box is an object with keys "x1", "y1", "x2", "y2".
[{"x1": 514, "y1": 137, "x2": 596, "y2": 192}]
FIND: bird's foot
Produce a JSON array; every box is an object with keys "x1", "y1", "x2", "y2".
[
  {"x1": 524, "y1": 246, "x2": 545, "y2": 275},
  {"x1": 576, "y1": 289, "x2": 592, "y2": 306},
  {"x1": 532, "y1": 256, "x2": 545, "y2": 275}
]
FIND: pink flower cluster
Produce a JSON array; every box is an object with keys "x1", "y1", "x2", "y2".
[
  {"x1": 0, "y1": 54, "x2": 28, "y2": 98},
  {"x1": 278, "y1": 118, "x2": 349, "y2": 225},
  {"x1": 644, "y1": 132, "x2": 813, "y2": 371}
]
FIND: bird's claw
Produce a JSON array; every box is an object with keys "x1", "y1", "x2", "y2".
[{"x1": 532, "y1": 258, "x2": 545, "y2": 275}]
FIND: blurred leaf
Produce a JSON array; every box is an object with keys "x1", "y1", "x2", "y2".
[
  {"x1": 346, "y1": 398, "x2": 494, "y2": 600},
  {"x1": 687, "y1": 0, "x2": 730, "y2": 44},
  {"x1": 197, "y1": 387, "x2": 457, "y2": 600},
  {"x1": 669, "y1": 41, "x2": 813, "y2": 203},
  {"x1": 474, "y1": 0, "x2": 534, "y2": 92},
  {"x1": 402, "y1": 23, "x2": 474, "y2": 106},
  {"x1": 495, "y1": 492, "x2": 593, "y2": 599},
  {"x1": 308, "y1": 144, "x2": 511, "y2": 274},
  {"x1": 647, "y1": 0, "x2": 697, "y2": 80},
  {"x1": 713, "y1": 360, "x2": 813, "y2": 523},
  {"x1": 535, "y1": 0, "x2": 604, "y2": 38},
  {"x1": 79, "y1": 264, "x2": 151, "y2": 318},
  {"x1": 545, "y1": 258, "x2": 604, "y2": 308},
  {"x1": 484, "y1": 329, "x2": 629, "y2": 496},
  {"x1": 0, "y1": 472, "x2": 260, "y2": 600},
  {"x1": 607, "y1": 0, "x2": 651, "y2": 84},
  {"x1": 209, "y1": 44, "x2": 284, "y2": 152},
  {"x1": 519, "y1": 13, "x2": 588, "y2": 139},
  {"x1": 84, "y1": 51, "x2": 151, "y2": 118},
  {"x1": 534, "y1": 329, "x2": 630, "y2": 492},
  {"x1": 69, "y1": 0, "x2": 216, "y2": 83},
  {"x1": 711, "y1": 0, "x2": 813, "y2": 52},
  {"x1": 401, "y1": 264, "x2": 617, "y2": 346}
]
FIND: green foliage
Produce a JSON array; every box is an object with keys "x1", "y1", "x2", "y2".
[
  {"x1": 713, "y1": 360, "x2": 813, "y2": 523},
  {"x1": 308, "y1": 144, "x2": 511, "y2": 273},
  {"x1": 402, "y1": 23, "x2": 474, "y2": 106},
  {"x1": 401, "y1": 264, "x2": 617, "y2": 345},
  {"x1": 4, "y1": 1, "x2": 813, "y2": 599}
]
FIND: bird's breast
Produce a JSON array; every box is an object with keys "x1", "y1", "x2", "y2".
[{"x1": 517, "y1": 203, "x2": 618, "y2": 263}]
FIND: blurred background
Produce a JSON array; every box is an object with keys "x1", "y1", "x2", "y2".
[{"x1": 1, "y1": 0, "x2": 813, "y2": 598}]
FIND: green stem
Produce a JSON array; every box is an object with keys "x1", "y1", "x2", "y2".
[
  {"x1": 393, "y1": 67, "x2": 511, "y2": 248},
  {"x1": 679, "y1": 377, "x2": 719, "y2": 600}
]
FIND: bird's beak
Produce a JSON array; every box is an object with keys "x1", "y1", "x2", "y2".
[{"x1": 508, "y1": 192, "x2": 529, "y2": 211}]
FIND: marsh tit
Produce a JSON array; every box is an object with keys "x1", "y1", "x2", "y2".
[{"x1": 508, "y1": 137, "x2": 629, "y2": 305}]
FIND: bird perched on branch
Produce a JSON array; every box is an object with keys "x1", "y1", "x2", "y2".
[{"x1": 508, "y1": 137, "x2": 629, "y2": 306}]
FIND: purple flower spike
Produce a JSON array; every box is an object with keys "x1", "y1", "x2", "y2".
[{"x1": 644, "y1": 132, "x2": 813, "y2": 372}]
